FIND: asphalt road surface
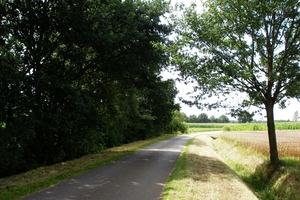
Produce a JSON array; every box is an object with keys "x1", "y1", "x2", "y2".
[{"x1": 23, "y1": 133, "x2": 202, "y2": 200}]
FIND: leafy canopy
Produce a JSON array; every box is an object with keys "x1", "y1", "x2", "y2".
[
  {"x1": 170, "y1": 0, "x2": 300, "y2": 112},
  {"x1": 0, "y1": 0, "x2": 178, "y2": 178},
  {"x1": 170, "y1": 0, "x2": 300, "y2": 165}
]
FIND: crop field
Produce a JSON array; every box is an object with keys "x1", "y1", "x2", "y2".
[
  {"x1": 215, "y1": 131, "x2": 300, "y2": 200},
  {"x1": 188, "y1": 122, "x2": 300, "y2": 132},
  {"x1": 188, "y1": 122, "x2": 300, "y2": 158},
  {"x1": 187, "y1": 123, "x2": 225, "y2": 132},
  {"x1": 221, "y1": 130, "x2": 300, "y2": 159},
  {"x1": 224, "y1": 122, "x2": 300, "y2": 131}
]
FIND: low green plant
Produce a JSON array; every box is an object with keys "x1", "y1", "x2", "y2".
[
  {"x1": 188, "y1": 123, "x2": 224, "y2": 132},
  {"x1": 1, "y1": 122, "x2": 5, "y2": 129},
  {"x1": 223, "y1": 126, "x2": 231, "y2": 131},
  {"x1": 188, "y1": 123, "x2": 224, "y2": 129},
  {"x1": 223, "y1": 122, "x2": 300, "y2": 131}
]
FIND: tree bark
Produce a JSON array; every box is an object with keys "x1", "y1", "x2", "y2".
[{"x1": 265, "y1": 100, "x2": 280, "y2": 165}]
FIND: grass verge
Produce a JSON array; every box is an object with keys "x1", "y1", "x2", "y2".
[
  {"x1": 213, "y1": 136, "x2": 300, "y2": 200},
  {"x1": 0, "y1": 134, "x2": 175, "y2": 200},
  {"x1": 162, "y1": 135, "x2": 258, "y2": 200},
  {"x1": 162, "y1": 138, "x2": 192, "y2": 199}
]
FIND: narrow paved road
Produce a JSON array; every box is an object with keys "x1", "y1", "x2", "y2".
[{"x1": 23, "y1": 133, "x2": 203, "y2": 200}]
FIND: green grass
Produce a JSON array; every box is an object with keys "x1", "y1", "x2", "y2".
[
  {"x1": 0, "y1": 134, "x2": 176, "y2": 200},
  {"x1": 223, "y1": 122, "x2": 300, "y2": 131},
  {"x1": 164, "y1": 137, "x2": 192, "y2": 183},
  {"x1": 187, "y1": 123, "x2": 224, "y2": 132},
  {"x1": 163, "y1": 135, "x2": 259, "y2": 199},
  {"x1": 162, "y1": 138, "x2": 192, "y2": 199}
]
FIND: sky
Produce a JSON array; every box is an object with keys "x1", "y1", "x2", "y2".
[
  {"x1": 162, "y1": 70, "x2": 300, "y2": 121},
  {"x1": 161, "y1": 0, "x2": 300, "y2": 121}
]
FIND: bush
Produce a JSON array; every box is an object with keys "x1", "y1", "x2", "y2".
[
  {"x1": 165, "y1": 111, "x2": 188, "y2": 134},
  {"x1": 223, "y1": 126, "x2": 231, "y2": 131}
]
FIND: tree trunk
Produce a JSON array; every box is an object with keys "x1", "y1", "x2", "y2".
[{"x1": 265, "y1": 101, "x2": 280, "y2": 165}]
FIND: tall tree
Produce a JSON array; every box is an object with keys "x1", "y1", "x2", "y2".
[
  {"x1": 218, "y1": 115, "x2": 229, "y2": 123},
  {"x1": 236, "y1": 111, "x2": 254, "y2": 123},
  {"x1": 187, "y1": 115, "x2": 198, "y2": 123},
  {"x1": 0, "y1": 0, "x2": 173, "y2": 177},
  {"x1": 170, "y1": 0, "x2": 300, "y2": 165},
  {"x1": 198, "y1": 113, "x2": 209, "y2": 123}
]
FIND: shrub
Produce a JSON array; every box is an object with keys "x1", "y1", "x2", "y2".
[
  {"x1": 165, "y1": 110, "x2": 188, "y2": 134},
  {"x1": 223, "y1": 126, "x2": 231, "y2": 131}
]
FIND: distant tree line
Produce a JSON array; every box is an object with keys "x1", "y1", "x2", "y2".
[
  {"x1": 184, "y1": 113, "x2": 230, "y2": 123},
  {"x1": 0, "y1": 0, "x2": 182, "y2": 178},
  {"x1": 184, "y1": 110, "x2": 255, "y2": 123}
]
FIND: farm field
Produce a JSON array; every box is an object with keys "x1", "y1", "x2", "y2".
[
  {"x1": 221, "y1": 130, "x2": 300, "y2": 158},
  {"x1": 224, "y1": 122, "x2": 300, "y2": 131},
  {"x1": 187, "y1": 123, "x2": 224, "y2": 132},
  {"x1": 188, "y1": 122, "x2": 300, "y2": 133},
  {"x1": 214, "y1": 131, "x2": 300, "y2": 199}
]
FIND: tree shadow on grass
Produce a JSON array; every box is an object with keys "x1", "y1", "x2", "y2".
[
  {"x1": 186, "y1": 153, "x2": 239, "y2": 182},
  {"x1": 185, "y1": 137, "x2": 244, "y2": 182},
  {"x1": 163, "y1": 137, "x2": 260, "y2": 199},
  {"x1": 243, "y1": 159, "x2": 300, "y2": 200}
]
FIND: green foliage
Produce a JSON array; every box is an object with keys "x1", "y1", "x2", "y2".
[
  {"x1": 187, "y1": 115, "x2": 198, "y2": 123},
  {"x1": 188, "y1": 123, "x2": 224, "y2": 132},
  {"x1": 223, "y1": 126, "x2": 231, "y2": 131},
  {"x1": 231, "y1": 110, "x2": 254, "y2": 123},
  {"x1": 165, "y1": 110, "x2": 188, "y2": 134},
  {"x1": 185, "y1": 113, "x2": 230, "y2": 123},
  {"x1": 223, "y1": 122, "x2": 300, "y2": 131},
  {"x1": 218, "y1": 115, "x2": 230, "y2": 123},
  {"x1": 0, "y1": 0, "x2": 174, "y2": 178},
  {"x1": 198, "y1": 113, "x2": 209, "y2": 123},
  {"x1": 188, "y1": 123, "x2": 224, "y2": 129},
  {"x1": 170, "y1": 0, "x2": 300, "y2": 165}
]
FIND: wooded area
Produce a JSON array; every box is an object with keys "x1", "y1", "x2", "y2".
[{"x1": 0, "y1": 0, "x2": 183, "y2": 178}]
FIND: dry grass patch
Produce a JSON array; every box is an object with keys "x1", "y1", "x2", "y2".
[
  {"x1": 214, "y1": 131, "x2": 300, "y2": 200},
  {"x1": 162, "y1": 135, "x2": 258, "y2": 200}
]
